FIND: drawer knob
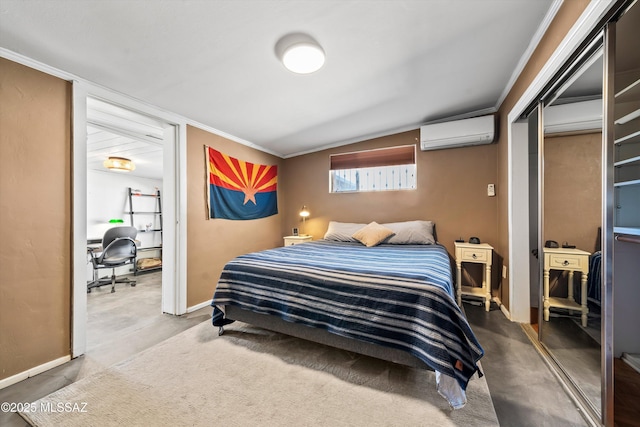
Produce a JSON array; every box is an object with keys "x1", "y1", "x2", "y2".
[
  {"x1": 562, "y1": 260, "x2": 569, "y2": 266},
  {"x1": 472, "y1": 254, "x2": 477, "y2": 259}
]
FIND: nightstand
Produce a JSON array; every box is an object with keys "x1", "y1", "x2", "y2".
[
  {"x1": 454, "y1": 241, "x2": 493, "y2": 311},
  {"x1": 542, "y1": 247, "x2": 590, "y2": 327},
  {"x1": 283, "y1": 235, "x2": 312, "y2": 246}
]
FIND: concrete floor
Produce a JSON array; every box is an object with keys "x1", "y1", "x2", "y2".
[
  {"x1": 464, "y1": 301, "x2": 589, "y2": 426},
  {"x1": 541, "y1": 313, "x2": 601, "y2": 412},
  {"x1": 0, "y1": 274, "x2": 589, "y2": 426}
]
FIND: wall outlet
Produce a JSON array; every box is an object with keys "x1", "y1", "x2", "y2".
[
  {"x1": 502, "y1": 265, "x2": 508, "y2": 279},
  {"x1": 487, "y1": 183, "x2": 496, "y2": 197}
]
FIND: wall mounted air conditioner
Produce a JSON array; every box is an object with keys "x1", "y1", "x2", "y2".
[
  {"x1": 544, "y1": 98, "x2": 602, "y2": 135},
  {"x1": 420, "y1": 114, "x2": 496, "y2": 151}
]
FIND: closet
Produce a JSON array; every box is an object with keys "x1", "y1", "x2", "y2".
[
  {"x1": 606, "y1": 2, "x2": 640, "y2": 425},
  {"x1": 530, "y1": 2, "x2": 639, "y2": 425},
  {"x1": 537, "y1": 34, "x2": 604, "y2": 423}
]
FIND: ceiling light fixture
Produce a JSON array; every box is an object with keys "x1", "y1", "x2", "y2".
[
  {"x1": 103, "y1": 156, "x2": 135, "y2": 172},
  {"x1": 275, "y1": 33, "x2": 325, "y2": 74}
]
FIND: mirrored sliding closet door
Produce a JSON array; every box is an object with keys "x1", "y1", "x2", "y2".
[
  {"x1": 538, "y1": 36, "x2": 604, "y2": 419},
  {"x1": 526, "y1": 2, "x2": 640, "y2": 425}
]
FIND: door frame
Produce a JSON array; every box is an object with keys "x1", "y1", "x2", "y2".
[{"x1": 72, "y1": 81, "x2": 188, "y2": 357}]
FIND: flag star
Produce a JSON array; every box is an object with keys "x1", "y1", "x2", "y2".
[{"x1": 242, "y1": 187, "x2": 258, "y2": 205}]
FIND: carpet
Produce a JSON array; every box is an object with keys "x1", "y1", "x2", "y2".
[{"x1": 22, "y1": 321, "x2": 498, "y2": 426}]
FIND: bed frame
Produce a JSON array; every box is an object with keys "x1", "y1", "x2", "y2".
[{"x1": 220, "y1": 305, "x2": 429, "y2": 370}]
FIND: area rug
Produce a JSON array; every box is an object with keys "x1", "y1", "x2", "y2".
[{"x1": 22, "y1": 321, "x2": 498, "y2": 426}]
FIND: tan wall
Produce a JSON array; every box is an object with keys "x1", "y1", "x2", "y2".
[
  {"x1": 281, "y1": 129, "x2": 498, "y2": 267},
  {"x1": 186, "y1": 126, "x2": 285, "y2": 306},
  {"x1": 283, "y1": 1, "x2": 592, "y2": 308},
  {"x1": 544, "y1": 132, "x2": 602, "y2": 253},
  {"x1": 495, "y1": 0, "x2": 590, "y2": 309},
  {"x1": 0, "y1": 0, "x2": 593, "y2": 382},
  {"x1": 0, "y1": 58, "x2": 71, "y2": 380}
]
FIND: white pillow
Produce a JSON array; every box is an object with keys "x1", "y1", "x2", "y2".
[
  {"x1": 352, "y1": 222, "x2": 396, "y2": 247},
  {"x1": 382, "y1": 220, "x2": 436, "y2": 244},
  {"x1": 323, "y1": 221, "x2": 366, "y2": 242}
]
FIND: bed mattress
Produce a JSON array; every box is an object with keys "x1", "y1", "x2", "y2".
[{"x1": 212, "y1": 240, "x2": 483, "y2": 392}]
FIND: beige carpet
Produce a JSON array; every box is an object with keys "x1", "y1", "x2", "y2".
[{"x1": 22, "y1": 321, "x2": 498, "y2": 426}]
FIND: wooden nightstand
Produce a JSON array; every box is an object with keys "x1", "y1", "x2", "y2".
[
  {"x1": 542, "y1": 247, "x2": 590, "y2": 327},
  {"x1": 283, "y1": 235, "x2": 312, "y2": 246},
  {"x1": 454, "y1": 241, "x2": 493, "y2": 311}
]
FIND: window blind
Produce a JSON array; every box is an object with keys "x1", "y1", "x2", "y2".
[{"x1": 330, "y1": 145, "x2": 416, "y2": 170}]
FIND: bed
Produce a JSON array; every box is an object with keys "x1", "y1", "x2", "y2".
[
  {"x1": 569, "y1": 250, "x2": 601, "y2": 307},
  {"x1": 211, "y1": 220, "x2": 484, "y2": 409},
  {"x1": 587, "y1": 250, "x2": 602, "y2": 305}
]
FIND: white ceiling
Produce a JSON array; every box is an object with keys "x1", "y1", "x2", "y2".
[
  {"x1": 87, "y1": 126, "x2": 164, "y2": 180},
  {"x1": 1, "y1": 0, "x2": 556, "y2": 166},
  {"x1": 85, "y1": 97, "x2": 166, "y2": 180}
]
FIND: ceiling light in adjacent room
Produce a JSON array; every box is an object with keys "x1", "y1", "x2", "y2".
[
  {"x1": 104, "y1": 156, "x2": 135, "y2": 172},
  {"x1": 276, "y1": 33, "x2": 325, "y2": 74}
]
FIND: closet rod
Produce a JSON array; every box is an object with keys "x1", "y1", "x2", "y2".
[{"x1": 615, "y1": 234, "x2": 640, "y2": 244}]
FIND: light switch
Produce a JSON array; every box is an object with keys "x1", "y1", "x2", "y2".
[{"x1": 487, "y1": 183, "x2": 495, "y2": 197}]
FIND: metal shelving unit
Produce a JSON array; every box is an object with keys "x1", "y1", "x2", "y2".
[{"x1": 128, "y1": 187, "x2": 163, "y2": 274}]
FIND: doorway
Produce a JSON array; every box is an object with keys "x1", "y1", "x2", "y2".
[
  {"x1": 85, "y1": 96, "x2": 167, "y2": 352},
  {"x1": 72, "y1": 82, "x2": 186, "y2": 358}
]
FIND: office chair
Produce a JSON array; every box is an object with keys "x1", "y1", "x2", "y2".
[{"x1": 88, "y1": 226, "x2": 138, "y2": 293}]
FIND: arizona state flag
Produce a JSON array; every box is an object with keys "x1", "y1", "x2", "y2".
[{"x1": 206, "y1": 147, "x2": 278, "y2": 220}]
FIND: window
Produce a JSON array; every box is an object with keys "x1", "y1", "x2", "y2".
[{"x1": 329, "y1": 145, "x2": 416, "y2": 193}]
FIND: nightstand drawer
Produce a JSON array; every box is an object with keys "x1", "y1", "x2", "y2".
[
  {"x1": 548, "y1": 254, "x2": 585, "y2": 269},
  {"x1": 460, "y1": 248, "x2": 489, "y2": 262},
  {"x1": 284, "y1": 236, "x2": 312, "y2": 246}
]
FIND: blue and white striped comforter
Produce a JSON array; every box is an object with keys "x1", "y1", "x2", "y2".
[{"x1": 211, "y1": 240, "x2": 484, "y2": 393}]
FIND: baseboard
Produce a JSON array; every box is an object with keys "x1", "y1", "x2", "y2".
[
  {"x1": 0, "y1": 355, "x2": 70, "y2": 390},
  {"x1": 500, "y1": 303, "x2": 510, "y2": 320},
  {"x1": 622, "y1": 353, "x2": 640, "y2": 374},
  {"x1": 187, "y1": 299, "x2": 212, "y2": 313},
  {"x1": 491, "y1": 296, "x2": 511, "y2": 320}
]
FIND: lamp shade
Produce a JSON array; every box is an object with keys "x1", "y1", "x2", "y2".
[
  {"x1": 104, "y1": 156, "x2": 135, "y2": 172},
  {"x1": 299, "y1": 206, "x2": 310, "y2": 217}
]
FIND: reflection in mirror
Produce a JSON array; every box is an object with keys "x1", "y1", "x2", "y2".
[{"x1": 540, "y1": 45, "x2": 603, "y2": 416}]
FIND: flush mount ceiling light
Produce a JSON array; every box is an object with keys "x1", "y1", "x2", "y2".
[
  {"x1": 103, "y1": 156, "x2": 135, "y2": 172},
  {"x1": 275, "y1": 33, "x2": 325, "y2": 74}
]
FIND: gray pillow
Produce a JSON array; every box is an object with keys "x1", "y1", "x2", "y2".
[
  {"x1": 381, "y1": 220, "x2": 436, "y2": 244},
  {"x1": 323, "y1": 221, "x2": 366, "y2": 242}
]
